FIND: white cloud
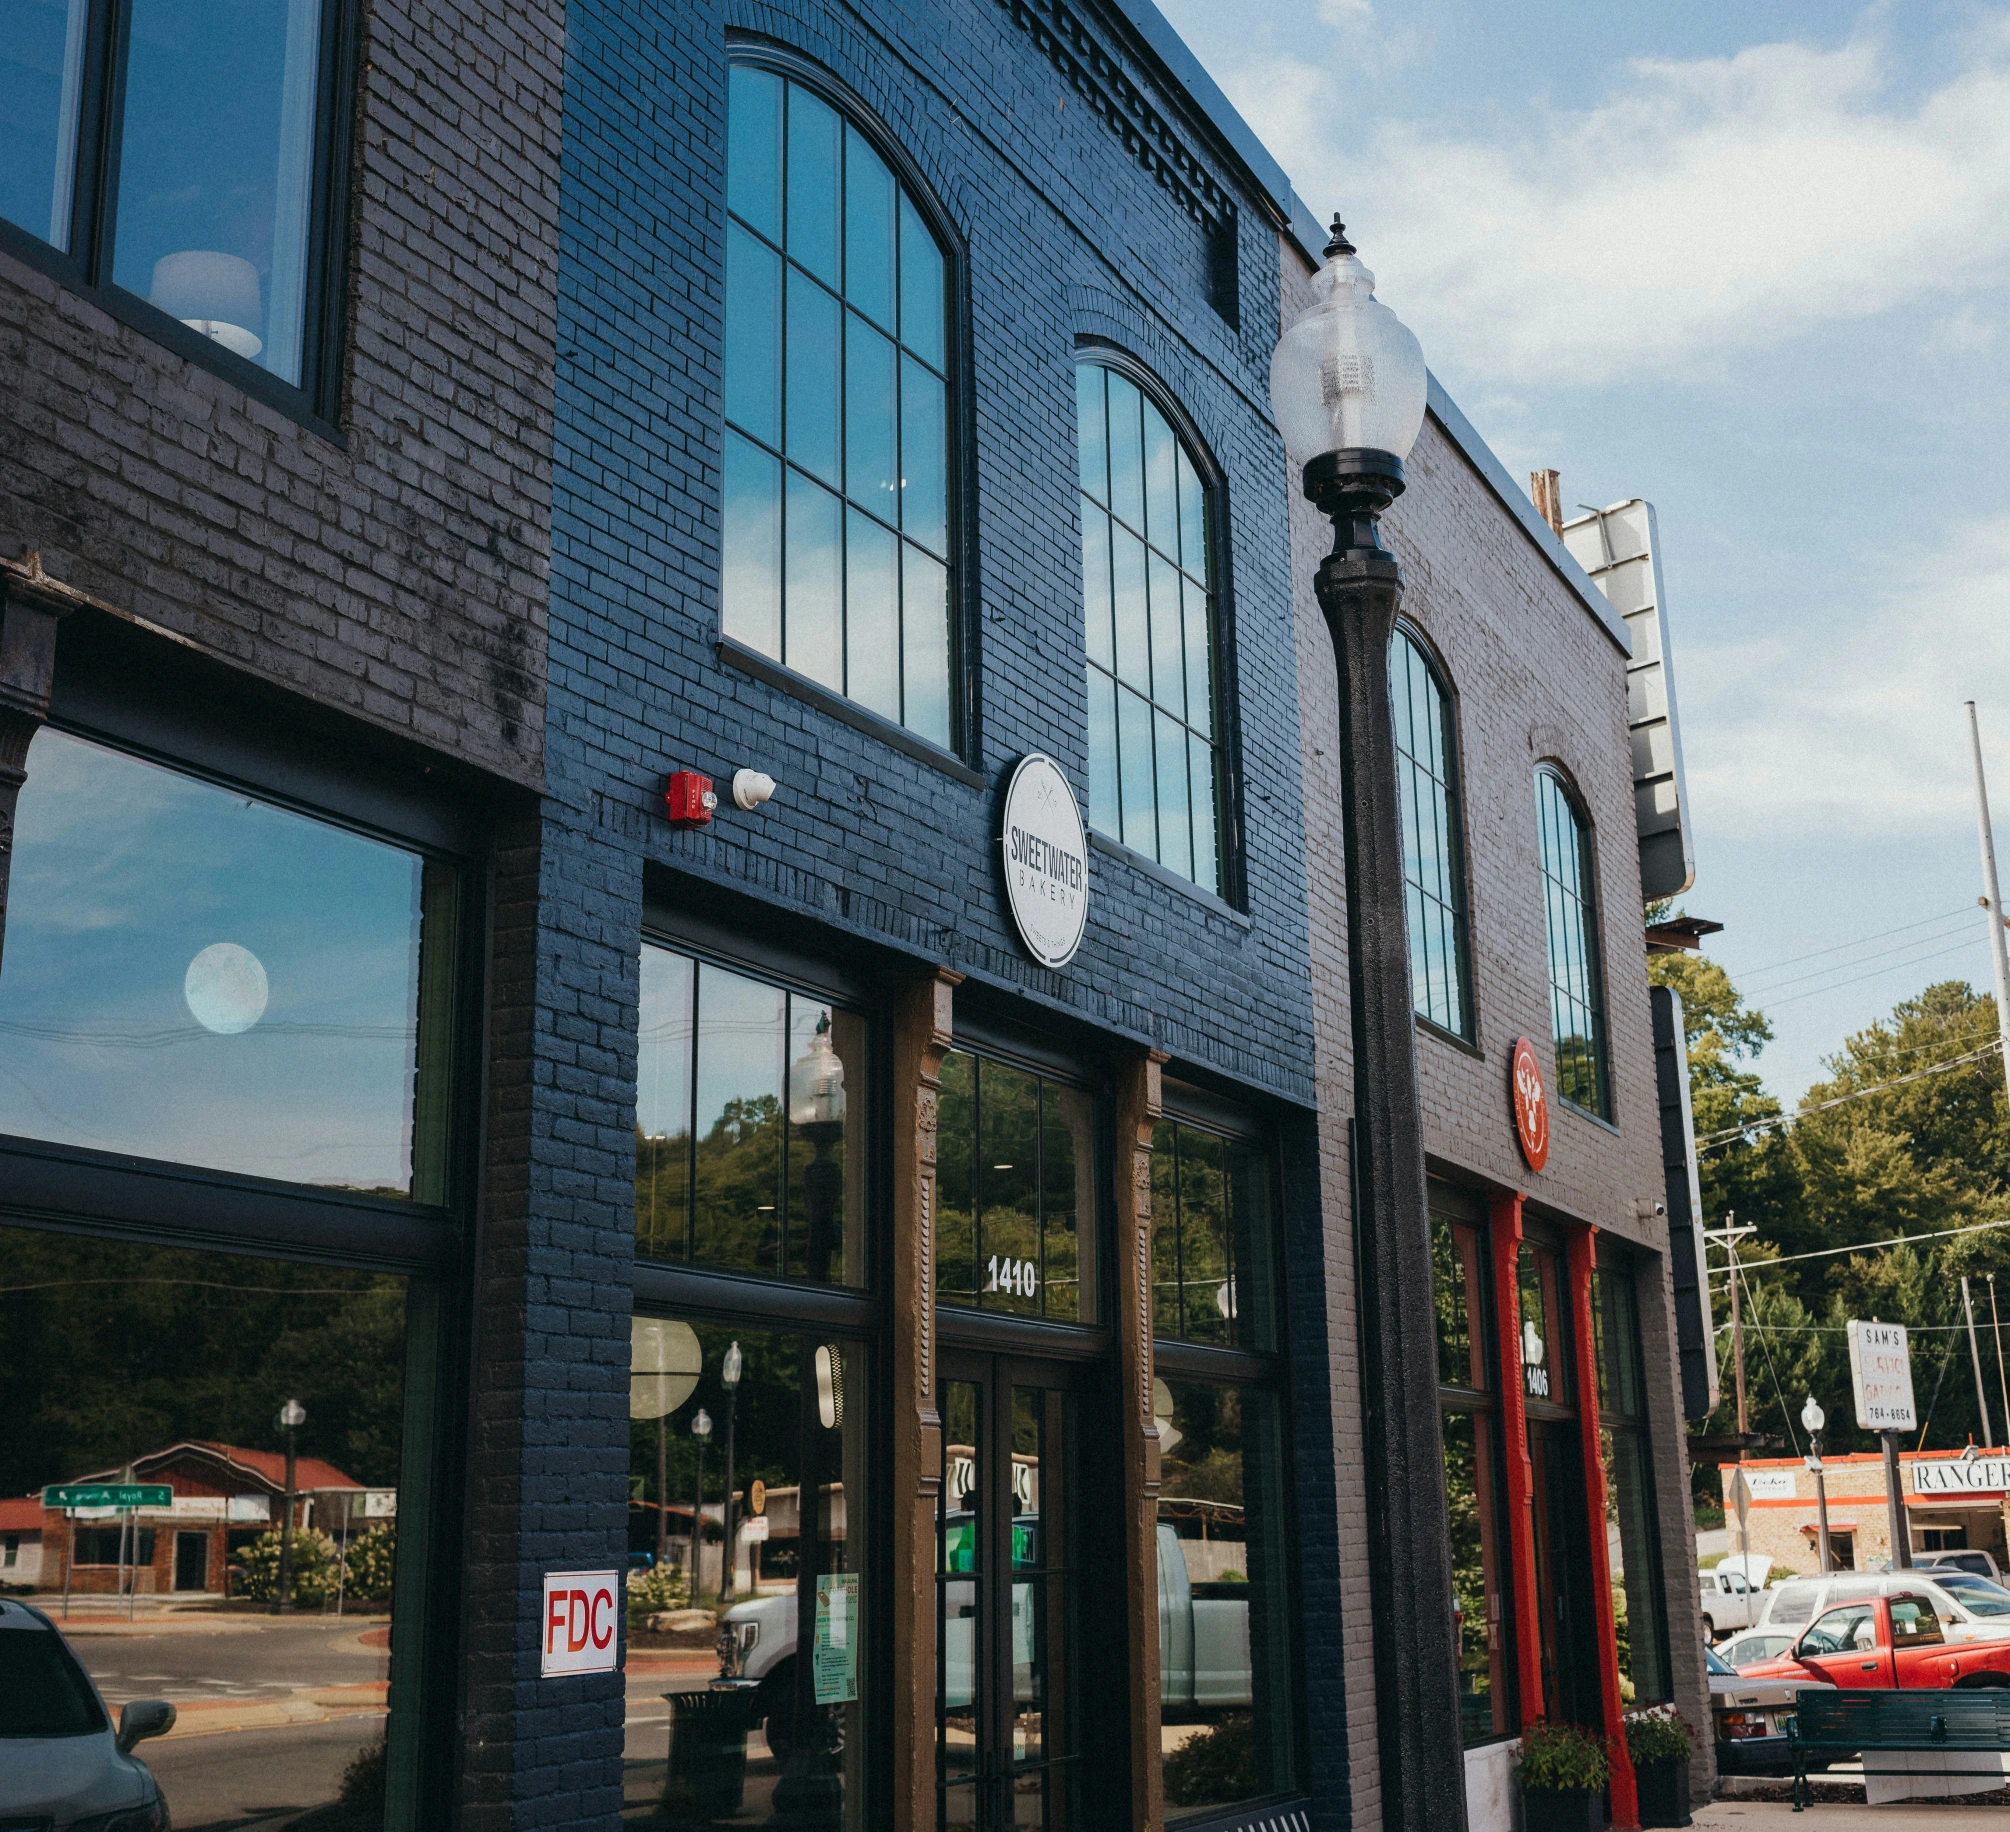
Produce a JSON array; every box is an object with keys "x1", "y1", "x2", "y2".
[
  {"x1": 1216, "y1": 18, "x2": 2010, "y2": 386},
  {"x1": 1680, "y1": 514, "x2": 2010, "y2": 843}
]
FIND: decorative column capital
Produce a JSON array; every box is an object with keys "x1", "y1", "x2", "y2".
[{"x1": 0, "y1": 554, "x2": 84, "y2": 973}]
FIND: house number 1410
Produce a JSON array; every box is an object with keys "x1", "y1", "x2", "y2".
[{"x1": 986, "y1": 1256, "x2": 1038, "y2": 1299}]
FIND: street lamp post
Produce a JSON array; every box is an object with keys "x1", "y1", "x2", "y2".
[
  {"x1": 1270, "y1": 220, "x2": 1464, "y2": 1830},
  {"x1": 274, "y1": 1399, "x2": 306, "y2": 1615},
  {"x1": 720, "y1": 1340, "x2": 744, "y2": 1603},
  {"x1": 1801, "y1": 1394, "x2": 1831, "y2": 1574},
  {"x1": 690, "y1": 1408, "x2": 713, "y2": 1601}
]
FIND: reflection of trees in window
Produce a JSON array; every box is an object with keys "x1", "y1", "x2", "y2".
[
  {"x1": 0, "y1": 1227, "x2": 408, "y2": 1503},
  {"x1": 1535, "y1": 767, "x2": 1609, "y2": 1117},
  {"x1": 1593, "y1": 1263, "x2": 1670, "y2": 1705},
  {"x1": 634, "y1": 945, "x2": 866, "y2": 1284},
  {"x1": 1392, "y1": 626, "x2": 1471, "y2": 1036},
  {"x1": 1150, "y1": 1118, "x2": 1276, "y2": 1349},
  {"x1": 934, "y1": 1050, "x2": 1095, "y2": 1320}
]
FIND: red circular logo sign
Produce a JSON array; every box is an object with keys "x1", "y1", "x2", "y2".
[{"x1": 1510, "y1": 1037, "x2": 1549, "y2": 1173}]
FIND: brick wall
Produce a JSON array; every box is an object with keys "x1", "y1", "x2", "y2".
[{"x1": 0, "y1": 0, "x2": 560, "y2": 786}]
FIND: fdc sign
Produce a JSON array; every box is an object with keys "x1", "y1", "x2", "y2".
[{"x1": 541, "y1": 1570, "x2": 619, "y2": 1676}]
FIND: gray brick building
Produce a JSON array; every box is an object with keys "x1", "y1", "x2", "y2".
[{"x1": 0, "y1": 2, "x2": 1704, "y2": 1829}]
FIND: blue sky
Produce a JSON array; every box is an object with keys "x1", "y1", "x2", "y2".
[{"x1": 1156, "y1": 0, "x2": 2010, "y2": 1101}]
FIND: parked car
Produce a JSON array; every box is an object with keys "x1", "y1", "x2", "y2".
[
  {"x1": 1156, "y1": 1521, "x2": 1252, "y2": 1711},
  {"x1": 1912, "y1": 1549, "x2": 2004, "y2": 1584},
  {"x1": 1699, "y1": 1564, "x2": 1761, "y2": 1637},
  {"x1": 1739, "y1": 1589, "x2": 2010, "y2": 1690},
  {"x1": 1923, "y1": 1570, "x2": 2010, "y2": 1620},
  {"x1": 0, "y1": 1596, "x2": 176, "y2": 1830},
  {"x1": 1718, "y1": 1630, "x2": 1798, "y2": 1670},
  {"x1": 1706, "y1": 1642, "x2": 1834, "y2": 1776},
  {"x1": 1756, "y1": 1571, "x2": 2010, "y2": 1645}
]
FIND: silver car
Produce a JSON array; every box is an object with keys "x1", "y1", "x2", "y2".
[{"x1": 0, "y1": 1597, "x2": 176, "y2": 1830}]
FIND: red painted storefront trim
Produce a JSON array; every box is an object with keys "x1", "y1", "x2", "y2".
[
  {"x1": 1487, "y1": 1191, "x2": 1545, "y2": 1729},
  {"x1": 1567, "y1": 1223, "x2": 1638, "y2": 1830}
]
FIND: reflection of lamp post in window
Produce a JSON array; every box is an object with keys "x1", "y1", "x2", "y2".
[
  {"x1": 773, "y1": 1019, "x2": 846, "y2": 1828},
  {"x1": 1802, "y1": 1394, "x2": 1831, "y2": 1574},
  {"x1": 720, "y1": 1340, "x2": 743, "y2": 1602},
  {"x1": 274, "y1": 1399, "x2": 306, "y2": 1615},
  {"x1": 690, "y1": 1408, "x2": 713, "y2": 1600}
]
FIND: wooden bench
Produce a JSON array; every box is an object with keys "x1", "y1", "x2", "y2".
[{"x1": 1787, "y1": 1688, "x2": 2010, "y2": 1809}]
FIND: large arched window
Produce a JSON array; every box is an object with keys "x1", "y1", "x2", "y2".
[
  {"x1": 1076, "y1": 359, "x2": 1222, "y2": 893},
  {"x1": 1391, "y1": 625, "x2": 1471, "y2": 1037},
  {"x1": 721, "y1": 59, "x2": 954, "y2": 748},
  {"x1": 1535, "y1": 767, "x2": 1610, "y2": 1117}
]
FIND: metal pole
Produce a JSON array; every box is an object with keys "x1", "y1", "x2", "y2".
[
  {"x1": 655, "y1": 1417, "x2": 668, "y2": 1570},
  {"x1": 333, "y1": 1491, "x2": 349, "y2": 1618},
  {"x1": 1730, "y1": 1225, "x2": 1749, "y2": 1568},
  {"x1": 1883, "y1": 1432, "x2": 1913, "y2": 1569},
  {"x1": 1812, "y1": 1451, "x2": 1832, "y2": 1575},
  {"x1": 1991, "y1": 1276, "x2": 2009, "y2": 1448},
  {"x1": 1964, "y1": 701, "x2": 2010, "y2": 1112},
  {"x1": 721, "y1": 1383, "x2": 739, "y2": 1603},
  {"x1": 275, "y1": 1422, "x2": 297, "y2": 1615},
  {"x1": 690, "y1": 1433, "x2": 705, "y2": 1601},
  {"x1": 1964, "y1": 1276, "x2": 1996, "y2": 1449}
]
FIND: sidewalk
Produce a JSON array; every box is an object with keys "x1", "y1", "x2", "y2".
[{"x1": 1698, "y1": 1797, "x2": 2010, "y2": 1829}]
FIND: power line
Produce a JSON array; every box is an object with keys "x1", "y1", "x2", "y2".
[
  {"x1": 1736, "y1": 907, "x2": 1974, "y2": 984},
  {"x1": 1762, "y1": 936, "x2": 1991, "y2": 1011},
  {"x1": 1697, "y1": 1041, "x2": 2002, "y2": 1149},
  {"x1": 1741, "y1": 912, "x2": 1979, "y2": 996},
  {"x1": 1700, "y1": 1212, "x2": 2010, "y2": 1269}
]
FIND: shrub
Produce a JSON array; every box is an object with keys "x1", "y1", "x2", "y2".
[
  {"x1": 627, "y1": 1562, "x2": 689, "y2": 1627},
  {"x1": 233, "y1": 1527, "x2": 341, "y2": 1606},
  {"x1": 342, "y1": 1524, "x2": 396, "y2": 1603},
  {"x1": 1163, "y1": 1713, "x2": 1255, "y2": 1808},
  {"x1": 338, "y1": 1736, "x2": 386, "y2": 1813},
  {"x1": 1625, "y1": 1707, "x2": 1696, "y2": 1765},
  {"x1": 1515, "y1": 1720, "x2": 1610, "y2": 1793}
]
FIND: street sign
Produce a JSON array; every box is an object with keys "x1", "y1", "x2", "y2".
[
  {"x1": 540, "y1": 1570, "x2": 619, "y2": 1677},
  {"x1": 43, "y1": 1484, "x2": 172, "y2": 1509},
  {"x1": 1847, "y1": 1320, "x2": 1917, "y2": 1432}
]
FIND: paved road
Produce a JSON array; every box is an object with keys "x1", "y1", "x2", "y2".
[
  {"x1": 60, "y1": 1613, "x2": 387, "y2": 1705},
  {"x1": 142, "y1": 1716, "x2": 379, "y2": 1831}
]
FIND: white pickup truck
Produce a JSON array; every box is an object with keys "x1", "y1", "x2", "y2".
[
  {"x1": 1700, "y1": 1565, "x2": 1762, "y2": 1638},
  {"x1": 714, "y1": 1518, "x2": 1253, "y2": 1738}
]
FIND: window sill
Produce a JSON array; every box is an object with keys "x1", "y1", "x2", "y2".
[
  {"x1": 0, "y1": 221, "x2": 346, "y2": 444},
  {"x1": 1086, "y1": 829, "x2": 1249, "y2": 927},
  {"x1": 718, "y1": 637, "x2": 984, "y2": 787},
  {"x1": 1416, "y1": 1014, "x2": 1483, "y2": 1059},
  {"x1": 1559, "y1": 1094, "x2": 1620, "y2": 1137}
]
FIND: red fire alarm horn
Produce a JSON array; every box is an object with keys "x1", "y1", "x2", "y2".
[{"x1": 662, "y1": 770, "x2": 718, "y2": 829}]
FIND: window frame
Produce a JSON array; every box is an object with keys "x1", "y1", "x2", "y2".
[
  {"x1": 719, "y1": 38, "x2": 974, "y2": 768},
  {"x1": 1391, "y1": 621, "x2": 1475, "y2": 1044},
  {"x1": 1534, "y1": 763, "x2": 1612, "y2": 1121},
  {"x1": 1073, "y1": 340, "x2": 1243, "y2": 908},
  {"x1": 0, "y1": 0, "x2": 362, "y2": 436}
]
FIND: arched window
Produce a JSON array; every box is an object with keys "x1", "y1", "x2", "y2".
[
  {"x1": 1076, "y1": 359, "x2": 1222, "y2": 893},
  {"x1": 720, "y1": 59, "x2": 954, "y2": 748},
  {"x1": 1391, "y1": 626, "x2": 1471, "y2": 1037},
  {"x1": 1535, "y1": 767, "x2": 1609, "y2": 1117}
]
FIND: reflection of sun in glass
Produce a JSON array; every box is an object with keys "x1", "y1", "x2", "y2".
[{"x1": 184, "y1": 942, "x2": 269, "y2": 1034}]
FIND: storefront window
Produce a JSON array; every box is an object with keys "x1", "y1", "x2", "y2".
[
  {"x1": 1155, "y1": 1380, "x2": 1296, "y2": 1819},
  {"x1": 1595, "y1": 1264, "x2": 1671, "y2": 1705},
  {"x1": 1518, "y1": 1240, "x2": 1572, "y2": 1408},
  {"x1": 1432, "y1": 1196, "x2": 1511, "y2": 1742},
  {"x1": 0, "y1": 1223, "x2": 416, "y2": 1829},
  {"x1": 635, "y1": 946, "x2": 867, "y2": 1285},
  {"x1": 626, "y1": 1315, "x2": 869, "y2": 1830},
  {"x1": 934, "y1": 1049, "x2": 1097, "y2": 1320},
  {"x1": 1150, "y1": 1117, "x2": 1279, "y2": 1350},
  {"x1": 0, "y1": 728, "x2": 455, "y2": 1198}
]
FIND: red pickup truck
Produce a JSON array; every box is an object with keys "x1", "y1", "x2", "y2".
[{"x1": 1743, "y1": 1591, "x2": 2010, "y2": 1692}]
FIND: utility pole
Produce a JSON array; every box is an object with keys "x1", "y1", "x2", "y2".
[
  {"x1": 1706, "y1": 1216, "x2": 1757, "y2": 1567},
  {"x1": 1964, "y1": 701, "x2": 2010, "y2": 1113},
  {"x1": 1964, "y1": 1277, "x2": 1996, "y2": 1449},
  {"x1": 1991, "y1": 1276, "x2": 2009, "y2": 1448}
]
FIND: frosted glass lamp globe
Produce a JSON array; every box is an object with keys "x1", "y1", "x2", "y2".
[{"x1": 1269, "y1": 220, "x2": 1427, "y2": 472}]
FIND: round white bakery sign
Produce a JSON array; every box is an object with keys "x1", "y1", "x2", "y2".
[{"x1": 1000, "y1": 753, "x2": 1089, "y2": 970}]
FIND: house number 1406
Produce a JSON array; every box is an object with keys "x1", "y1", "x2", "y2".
[{"x1": 986, "y1": 1256, "x2": 1038, "y2": 1299}]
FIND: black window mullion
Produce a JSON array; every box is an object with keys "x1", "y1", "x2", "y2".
[
  {"x1": 779, "y1": 991, "x2": 794, "y2": 1278},
  {"x1": 81, "y1": 0, "x2": 130, "y2": 284},
  {"x1": 685, "y1": 964, "x2": 701, "y2": 1261}
]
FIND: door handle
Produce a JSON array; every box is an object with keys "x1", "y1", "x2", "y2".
[{"x1": 1859, "y1": 1661, "x2": 1878, "y2": 1671}]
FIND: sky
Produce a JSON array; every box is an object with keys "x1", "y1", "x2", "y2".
[{"x1": 1154, "y1": 0, "x2": 2010, "y2": 1104}]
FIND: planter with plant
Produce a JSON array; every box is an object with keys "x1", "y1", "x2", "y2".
[
  {"x1": 1515, "y1": 1721, "x2": 1610, "y2": 1832},
  {"x1": 1624, "y1": 1707, "x2": 1696, "y2": 1828}
]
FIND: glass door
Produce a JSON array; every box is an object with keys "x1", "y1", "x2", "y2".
[{"x1": 938, "y1": 1354, "x2": 1079, "y2": 1830}]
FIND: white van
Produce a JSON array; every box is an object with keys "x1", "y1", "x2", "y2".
[{"x1": 1755, "y1": 1570, "x2": 2010, "y2": 1644}]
